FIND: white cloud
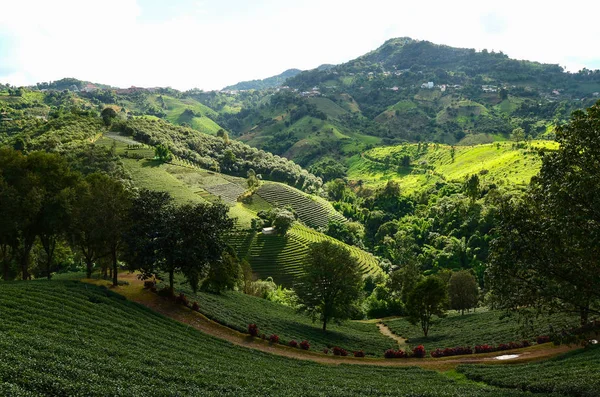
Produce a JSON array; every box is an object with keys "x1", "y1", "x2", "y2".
[{"x1": 1, "y1": 0, "x2": 599, "y2": 90}]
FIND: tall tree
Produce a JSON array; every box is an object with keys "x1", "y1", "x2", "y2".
[
  {"x1": 295, "y1": 241, "x2": 363, "y2": 331},
  {"x1": 489, "y1": 101, "x2": 600, "y2": 325},
  {"x1": 406, "y1": 276, "x2": 447, "y2": 337},
  {"x1": 448, "y1": 270, "x2": 479, "y2": 315}
]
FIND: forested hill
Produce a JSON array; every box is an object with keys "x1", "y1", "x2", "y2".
[{"x1": 222, "y1": 69, "x2": 303, "y2": 91}]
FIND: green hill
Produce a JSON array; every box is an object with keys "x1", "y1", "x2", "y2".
[
  {"x1": 0, "y1": 280, "x2": 540, "y2": 396},
  {"x1": 223, "y1": 68, "x2": 302, "y2": 91},
  {"x1": 347, "y1": 140, "x2": 557, "y2": 192}
]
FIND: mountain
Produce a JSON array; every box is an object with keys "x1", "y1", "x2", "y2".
[
  {"x1": 222, "y1": 68, "x2": 302, "y2": 91},
  {"x1": 216, "y1": 37, "x2": 600, "y2": 167}
]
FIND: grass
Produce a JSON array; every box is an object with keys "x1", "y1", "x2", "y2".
[
  {"x1": 165, "y1": 276, "x2": 396, "y2": 356},
  {"x1": 347, "y1": 140, "x2": 558, "y2": 192},
  {"x1": 384, "y1": 309, "x2": 579, "y2": 351},
  {"x1": 0, "y1": 280, "x2": 539, "y2": 396},
  {"x1": 307, "y1": 97, "x2": 348, "y2": 119},
  {"x1": 459, "y1": 346, "x2": 600, "y2": 397}
]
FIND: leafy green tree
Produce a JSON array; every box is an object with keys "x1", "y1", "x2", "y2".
[
  {"x1": 246, "y1": 169, "x2": 260, "y2": 189},
  {"x1": 217, "y1": 129, "x2": 230, "y2": 144},
  {"x1": 448, "y1": 270, "x2": 479, "y2": 315},
  {"x1": 202, "y1": 250, "x2": 242, "y2": 294},
  {"x1": 295, "y1": 241, "x2": 363, "y2": 331},
  {"x1": 272, "y1": 208, "x2": 295, "y2": 235},
  {"x1": 464, "y1": 174, "x2": 480, "y2": 204},
  {"x1": 101, "y1": 107, "x2": 118, "y2": 126},
  {"x1": 407, "y1": 276, "x2": 447, "y2": 337},
  {"x1": 154, "y1": 144, "x2": 173, "y2": 162},
  {"x1": 511, "y1": 127, "x2": 525, "y2": 143},
  {"x1": 325, "y1": 220, "x2": 364, "y2": 246},
  {"x1": 489, "y1": 101, "x2": 600, "y2": 325}
]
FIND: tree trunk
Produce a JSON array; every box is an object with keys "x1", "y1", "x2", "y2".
[
  {"x1": 1, "y1": 244, "x2": 10, "y2": 281},
  {"x1": 85, "y1": 259, "x2": 93, "y2": 279},
  {"x1": 322, "y1": 317, "x2": 327, "y2": 332},
  {"x1": 112, "y1": 249, "x2": 118, "y2": 287},
  {"x1": 20, "y1": 249, "x2": 30, "y2": 280}
]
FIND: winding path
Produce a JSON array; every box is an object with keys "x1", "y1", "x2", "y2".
[
  {"x1": 377, "y1": 322, "x2": 407, "y2": 347},
  {"x1": 85, "y1": 274, "x2": 577, "y2": 370}
]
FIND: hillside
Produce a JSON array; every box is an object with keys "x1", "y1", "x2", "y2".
[
  {"x1": 347, "y1": 140, "x2": 557, "y2": 192},
  {"x1": 101, "y1": 135, "x2": 380, "y2": 286},
  {"x1": 222, "y1": 69, "x2": 302, "y2": 91},
  {"x1": 0, "y1": 280, "x2": 544, "y2": 396}
]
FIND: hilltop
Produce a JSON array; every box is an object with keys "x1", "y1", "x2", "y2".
[{"x1": 222, "y1": 68, "x2": 302, "y2": 91}]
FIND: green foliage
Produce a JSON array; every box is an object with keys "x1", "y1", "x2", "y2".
[
  {"x1": 488, "y1": 101, "x2": 600, "y2": 324},
  {"x1": 154, "y1": 143, "x2": 173, "y2": 162},
  {"x1": 407, "y1": 276, "x2": 448, "y2": 337},
  {"x1": 459, "y1": 346, "x2": 600, "y2": 397},
  {"x1": 101, "y1": 107, "x2": 117, "y2": 126},
  {"x1": 448, "y1": 270, "x2": 479, "y2": 315},
  {"x1": 202, "y1": 251, "x2": 242, "y2": 294},
  {"x1": 0, "y1": 282, "x2": 532, "y2": 396},
  {"x1": 295, "y1": 241, "x2": 363, "y2": 331}
]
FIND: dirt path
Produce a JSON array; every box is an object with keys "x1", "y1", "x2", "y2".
[
  {"x1": 86, "y1": 274, "x2": 578, "y2": 370},
  {"x1": 377, "y1": 322, "x2": 407, "y2": 347}
]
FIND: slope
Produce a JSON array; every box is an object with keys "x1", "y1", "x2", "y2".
[{"x1": 0, "y1": 280, "x2": 539, "y2": 396}]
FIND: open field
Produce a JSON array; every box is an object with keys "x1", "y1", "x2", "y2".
[{"x1": 0, "y1": 280, "x2": 542, "y2": 396}]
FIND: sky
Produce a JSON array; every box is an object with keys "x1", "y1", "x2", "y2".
[{"x1": 1, "y1": 0, "x2": 599, "y2": 91}]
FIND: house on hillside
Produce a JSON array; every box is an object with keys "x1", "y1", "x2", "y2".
[
  {"x1": 262, "y1": 227, "x2": 276, "y2": 235},
  {"x1": 421, "y1": 82, "x2": 434, "y2": 89}
]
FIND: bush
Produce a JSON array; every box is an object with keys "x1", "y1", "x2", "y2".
[
  {"x1": 474, "y1": 344, "x2": 496, "y2": 354},
  {"x1": 322, "y1": 348, "x2": 329, "y2": 355},
  {"x1": 537, "y1": 335, "x2": 551, "y2": 344},
  {"x1": 430, "y1": 346, "x2": 473, "y2": 358},
  {"x1": 332, "y1": 346, "x2": 348, "y2": 356},
  {"x1": 412, "y1": 345, "x2": 426, "y2": 358},
  {"x1": 248, "y1": 324, "x2": 259, "y2": 337},
  {"x1": 261, "y1": 333, "x2": 266, "y2": 340},
  {"x1": 288, "y1": 340, "x2": 298, "y2": 348},
  {"x1": 269, "y1": 334, "x2": 280, "y2": 344},
  {"x1": 384, "y1": 349, "x2": 406, "y2": 359},
  {"x1": 353, "y1": 350, "x2": 365, "y2": 358},
  {"x1": 191, "y1": 301, "x2": 200, "y2": 311},
  {"x1": 300, "y1": 340, "x2": 310, "y2": 350},
  {"x1": 175, "y1": 293, "x2": 189, "y2": 307}
]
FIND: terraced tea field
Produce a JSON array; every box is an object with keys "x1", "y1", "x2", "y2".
[
  {"x1": 228, "y1": 223, "x2": 381, "y2": 287},
  {"x1": 256, "y1": 182, "x2": 346, "y2": 228},
  {"x1": 0, "y1": 281, "x2": 538, "y2": 396}
]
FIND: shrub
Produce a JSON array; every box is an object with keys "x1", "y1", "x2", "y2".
[
  {"x1": 497, "y1": 343, "x2": 511, "y2": 351},
  {"x1": 143, "y1": 280, "x2": 156, "y2": 289},
  {"x1": 430, "y1": 346, "x2": 473, "y2": 358},
  {"x1": 322, "y1": 348, "x2": 329, "y2": 355},
  {"x1": 269, "y1": 334, "x2": 280, "y2": 344},
  {"x1": 537, "y1": 335, "x2": 551, "y2": 344},
  {"x1": 300, "y1": 340, "x2": 310, "y2": 350},
  {"x1": 288, "y1": 340, "x2": 298, "y2": 348},
  {"x1": 175, "y1": 293, "x2": 189, "y2": 306},
  {"x1": 332, "y1": 346, "x2": 348, "y2": 356},
  {"x1": 248, "y1": 324, "x2": 258, "y2": 337},
  {"x1": 353, "y1": 350, "x2": 365, "y2": 358},
  {"x1": 191, "y1": 301, "x2": 200, "y2": 311},
  {"x1": 522, "y1": 340, "x2": 531, "y2": 348},
  {"x1": 412, "y1": 345, "x2": 426, "y2": 358},
  {"x1": 384, "y1": 349, "x2": 406, "y2": 359},
  {"x1": 260, "y1": 333, "x2": 266, "y2": 340},
  {"x1": 474, "y1": 344, "x2": 496, "y2": 354}
]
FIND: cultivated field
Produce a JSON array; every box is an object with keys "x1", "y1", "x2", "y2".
[{"x1": 0, "y1": 281, "x2": 537, "y2": 396}]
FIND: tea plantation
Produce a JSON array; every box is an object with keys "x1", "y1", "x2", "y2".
[
  {"x1": 385, "y1": 310, "x2": 578, "y2": 351},
  {"x1": 163, "y1": 276, "x2": 395, "y2": 355},
  {"x1": 459, "y1": 346, "x2": 600, "y2": 397},
  {"x1": 0, "y1": 281, "x2": 540, "y2": 396}
]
